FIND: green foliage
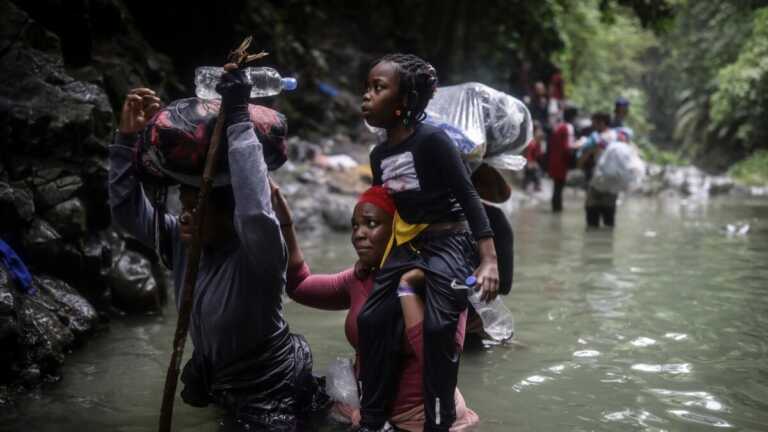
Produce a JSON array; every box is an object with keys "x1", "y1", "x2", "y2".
[
  {"x1": 639, "y1": 142, "x2": 689, "y2": 166},
  {"x1": 728, "y1": 150, "x2": 768, "y2": 186},
  {"x1": 648, "y1": 1, "x2": 768, "y2": 171},
  {"x1": 555, "y1": 0, "x2": 657, "y2": 141},
  {"x1": 710, "y1": 7, "x2": 768, "y2": 144}
]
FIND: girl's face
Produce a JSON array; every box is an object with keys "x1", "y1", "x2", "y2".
[
  {"x1": 350, "y1": 202, "x2": 393, "y2": 268},
  {"x1": 361, "y1": 61, "x2": 404, "y2": 129}
]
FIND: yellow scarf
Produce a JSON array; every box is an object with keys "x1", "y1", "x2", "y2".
[{"x1": 380, "y1": 211, "x2": 429, "y2": 267}]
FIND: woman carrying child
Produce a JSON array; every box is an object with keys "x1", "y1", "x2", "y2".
[
  {"x1": 272, "y1": 183, "x2": 479, "y2": 431},
  {"x1": 357, "y1": 54, "x2": 499, "y2": 432}
]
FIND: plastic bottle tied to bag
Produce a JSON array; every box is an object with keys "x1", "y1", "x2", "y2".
[
  {"x1": 452, "y1": 275, "x2": 515, "y2": 342},
  {"x1": 195, "y1": 66, "x2": 298, "y2": 99}
]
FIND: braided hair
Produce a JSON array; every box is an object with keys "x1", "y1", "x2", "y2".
[{"x1": 374, "y1": 53, "x2": 438, "y2": 128}]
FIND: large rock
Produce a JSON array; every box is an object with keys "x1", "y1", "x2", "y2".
[
  {"x1": 43, "y1": 198, "x2": 87, "y2": 239},
  {"x1": 30, "y1": 174, "x2": 84, "y2": 211},
  {"x1": 109, "y1": 249, "x2": 163, "y2": 313},
  {"x1": 34, "y1": 276, "x2": 97, "y2": 337},
  {"x1": 0, "y1": 181, "x2": 35, "y2": 231},
  {"x1": 321, "y1": 194, "x2": 357, "y2": 232}
]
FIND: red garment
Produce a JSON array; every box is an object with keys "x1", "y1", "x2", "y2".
[
  {"x1": 524, "y1": 138, "x2": 542, "y2": 163},
  {"x1": 286, "y1": 263, "x2": 467, "y2": 417},
  {"x1": 549, "y1": 72, "x2": 565, "y2": 100},
  {"x1": 358, "y1": 185, "x2": 396, "y2": 216},
  {"x1": 547, "y1": 122, "x2": 573, "y2": 181}
]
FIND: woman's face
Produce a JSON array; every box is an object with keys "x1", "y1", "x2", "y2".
[
  {"x1": 361, "y1": 61, "x2": 403, "y2": 129},
  {"x1": 351, "y1": 202, "x2": 392, "y2": 268}
]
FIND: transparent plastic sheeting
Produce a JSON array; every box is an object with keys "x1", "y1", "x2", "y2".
[
  {"x1": 366, "y1": 83, "x2": 532, "y2": 172},
  {"x1": 425, "y1": 82, "x2": 532, "y2": 172}
]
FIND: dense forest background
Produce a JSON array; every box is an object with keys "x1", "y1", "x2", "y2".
[{"x1": 3, "y1": 0, "x2": 768, "y2": 177}]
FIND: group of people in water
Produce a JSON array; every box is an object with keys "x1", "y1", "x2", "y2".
[
  {"x1": 523, "y1": 80, "x2": 635, "y2": 228},
  {"x1": 110, "y1": 54, "x2": 512, "y2": 431}
]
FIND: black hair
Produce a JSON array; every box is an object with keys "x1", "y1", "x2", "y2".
[
  {"x1": 563, "y1": 104, "x2": 579, "y2": 122},
  {"x1": 591, "y1": 112, "x2": 611, "y2": 126},
  {"x1": 374, "y1": 53, "x2": 438, "y2": 127}
]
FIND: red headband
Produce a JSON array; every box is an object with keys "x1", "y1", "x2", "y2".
[{"x1": 358, "y1": 186, "x2": 395, "y2": 216}]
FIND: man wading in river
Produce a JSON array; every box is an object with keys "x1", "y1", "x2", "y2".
[{"x1": 109, "y1": 67, "x2": 327, "y2": 430}]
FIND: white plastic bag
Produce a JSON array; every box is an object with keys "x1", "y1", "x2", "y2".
[
  {"x1": 326, "y1": 357, "x2": 359, "y2": 408},
  {"x1": 591, "y1": 141, "x2": 646, "y2": 194},
  {"x1": 425, "y1": 82, "x2": 533, "y2": 172}
]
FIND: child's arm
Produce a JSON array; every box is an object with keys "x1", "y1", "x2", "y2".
[{"x1": 425, "y1": 133, "x2": 499, "y2": 301}]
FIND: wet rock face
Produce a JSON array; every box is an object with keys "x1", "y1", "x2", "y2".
[
  {"x1": 0, "y1": 267, "x2": 97, "y2": 387},
  {"x1": 0, "y1": 0, "x2": 179, "y2": 393}
]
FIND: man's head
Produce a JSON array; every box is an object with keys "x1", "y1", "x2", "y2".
[
  {"x1": 591, "y1": 112, "x2": 611, "y2": 132},
  {"x1": 178, "y1": 185, "x2": 236, "y2": 247},
  {"x1": 564, "y1": 104, "x2": 579, "y2": 123},
  {"x1": 614, "y1": 96, "x2": 630, "y2": 120}
]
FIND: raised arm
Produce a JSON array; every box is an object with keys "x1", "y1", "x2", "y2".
[
  {"x1": 108, "y1": 89, "x2": 176, "y2": 249},
  {"x1": 216, "y1": 65, "x2": 285, "y2": 270}
]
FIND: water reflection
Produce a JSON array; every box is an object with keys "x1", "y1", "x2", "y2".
[{"x1": 2, "y1": 196, "x2": 768, "y2": 431}]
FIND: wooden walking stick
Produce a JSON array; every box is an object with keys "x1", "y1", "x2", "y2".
[{"x1": 157, "y1": 37, "x2": 268, "y2": 432}]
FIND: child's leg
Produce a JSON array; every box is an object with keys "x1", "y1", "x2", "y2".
[{"x1": 422, "y1": 269, "x2": 465, "y2": 431}]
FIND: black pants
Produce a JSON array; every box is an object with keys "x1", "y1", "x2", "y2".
[
  {"x1": 585, "y1": 206, "x2": 616, "y2": 227},
  {"x1": 585, "y1": 187, "x2": 618, "y2": 228},
  {"x1": 357, "y1": 231, "x2": 477, "y2": 431},
  {"x1": 522, "y1": 167, "x2": 540, "y2": 191},
  {"x1": 551, "y1": 180, "x2": 565, "y2": 212}
]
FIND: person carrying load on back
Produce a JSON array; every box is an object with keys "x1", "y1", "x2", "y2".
[
  {"x1": 357, "y1": 53, "x2": 499, "y2": 432},
  {"x1": 109, "y1": 66, "x2": 327, "y2": 430}
]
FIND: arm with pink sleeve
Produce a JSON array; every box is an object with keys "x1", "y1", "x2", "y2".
[{"x1": 285, "y1": 262, "x2": 354, "y2": 310}]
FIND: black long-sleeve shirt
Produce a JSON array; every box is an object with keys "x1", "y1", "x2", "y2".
[{"x1": 370, "y1": 123, "x2": 493, "y2": 240}]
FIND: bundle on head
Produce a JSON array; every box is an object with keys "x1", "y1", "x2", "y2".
[
  {"x1": 135, "y1": 97, "x2": 288, "y2": 188},
  {"x1": 376, "y1": 53, "x2": 438, "y2": 127}
]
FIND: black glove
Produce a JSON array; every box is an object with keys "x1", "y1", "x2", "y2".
[{"x1": 215, "y1": 68, "x2": 252, "y2": 128}]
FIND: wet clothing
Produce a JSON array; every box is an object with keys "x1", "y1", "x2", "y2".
[
  {"x1": 552, "y1": 180, "x2": 565, "y2": 213},
  {"x1": 286, "y1": 263, "x2": 478, "y2": 430},
  {"x1": 109, "y1": 123, "x2": 326, "y2": 430},
  {"x1": 369, "y1": 123, "x2": 493, "y2": 241},
  {"x1": 585, "y1": 187, "x2": 618, "y2": 228},
  {"x1": 358, "y1": 231, "x2": 479, "y2": 431}
]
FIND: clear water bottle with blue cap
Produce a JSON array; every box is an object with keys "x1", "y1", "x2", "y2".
[
  {"x1": 451, "y1": 275, "x2": 515, "y2": 342},
  {"x1": 194, "y1": 66, "x2": 298, "y2": 99}
]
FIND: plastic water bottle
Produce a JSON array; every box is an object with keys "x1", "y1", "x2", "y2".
[
  {"x1": 194, "y1": 66, "x2": 298, "y2": 99},
  {"x1": 451, "y1": 275, "x2": 515, "y2": 342}
]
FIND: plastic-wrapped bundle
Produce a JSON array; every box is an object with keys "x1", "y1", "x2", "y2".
[
  {"x1": 135, "y1": 97, "x2": 288, "y2": 187},
  {"x1": 591, "y1": 141, "x2": 646, "y2": 194},
  {"x1": 424, "y1": 82, "x2": 532, "y2": 172}
]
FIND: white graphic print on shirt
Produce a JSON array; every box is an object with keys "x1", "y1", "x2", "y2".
[{"x1": 380, "y1": 152, "x2": 421, "y2": 193}]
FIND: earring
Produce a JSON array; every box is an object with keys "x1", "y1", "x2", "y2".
[{"x1": 395, "y1": 109, "x2": 401, "y2": 117}]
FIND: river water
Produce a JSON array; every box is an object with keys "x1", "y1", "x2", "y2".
[{"x1": 2, "y1": 193, "x2": 767, "y2": 431}]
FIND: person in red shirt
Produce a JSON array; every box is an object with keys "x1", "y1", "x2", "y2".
[
  {"x1": 270, "y1": 183, "x2": 479, "y2": 431},
  {"x1": 547, "y1": 105, "x2": 579, "y2": 212},
  {"x1": 523, "y1": 121, "x2": 545, "y2": 192}
]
